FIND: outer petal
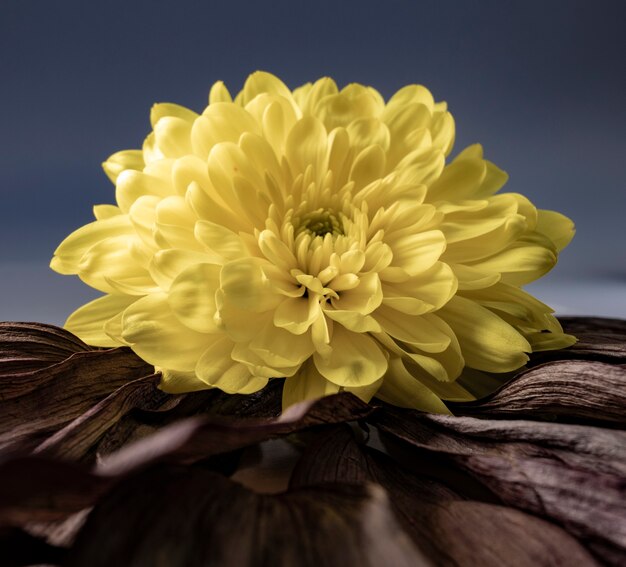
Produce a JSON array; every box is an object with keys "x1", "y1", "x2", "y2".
[
  {"x1": 438, "y1": 296, "x2": 531, "y2": 372},
  {"x1": 314, "y1": 325, "x2": 387, "y2": 387},
  {"x1": 196, "y1": 336, "x2": 268, "y2": 394},
  {"x1": 76, "y1": 234, "x2": 158, "y2": 295},
  {"x1": 282, "y1": 359, "x2": 340, "y2": 408},
  {"x1": 159, "y1": 369, "x2": 211, "y2": 393},
  {"x1": 50, "y1": 215, "x2": 134, "y2": 275},
  {"x1": 374, "y1": 305, "x2": 452, "y2": 353},
  {"x1": 168, "y1": 263, "x2": 221, "y2": 333},
  {"x1": 102, "y1": 150, "x2": 144, "y2": 184},
  {"x1": 121, "y1": 293, "x2": 210, "y2": 372},
  {"x1": 65, "y1": 294, "x2": 139, "y2": 347},
  {"x1": 377, "y1": 358, "x2": 452, "y2": 414},
  {"x1": 220, "y1": 258, "x2": 282, "y2": 313},
  {"x1": 209, "y1": 80, "x2": 232, "y2": 104},
  {"x1": 536, "y1": 209, "x2": 575, "y2": 252}
]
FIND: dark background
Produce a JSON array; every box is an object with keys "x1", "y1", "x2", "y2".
[{"x1": 1, "y1": 0, "x2": 625, "y2": 322}]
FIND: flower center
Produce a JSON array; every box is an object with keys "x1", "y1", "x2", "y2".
[{"x1": 296, "y1": 208, "x2": 344, "y2": 238}]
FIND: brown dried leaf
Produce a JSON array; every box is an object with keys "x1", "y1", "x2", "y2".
[
  {"x1": 97, "y1": 392, "x2": 373, "y2": 476},
  {"x1": 290, "y1": 426, "x2": 600, "y2": 567},
  {"x1": 93, "y1": 379, "x2": 284, "y2": 458},
  {"x1": 65, "y1": 464, "x2": 427, "y2": 567},
  {"x1": 0, "y1": 394, "x2": 372, "y2": 530},
  {"x1": 33, "y1": 373, "x2": 163, "y2": 461},
  {"x1": 373, "y1": 408, "x2": 626, "y2": 566},
  {"x1": 450, "y1": 360, "x2": 626, "y2": 426},
  {"x1": 0, "y1": 322, "x2": 91, "y2": 376},
  {"x1": 0, "y1": 349, "x2": 154, "y2": 453}
]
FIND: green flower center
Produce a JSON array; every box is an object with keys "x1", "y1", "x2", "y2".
[{"x1": 297, "y1": 208, "x2": 344, "y2": 237}]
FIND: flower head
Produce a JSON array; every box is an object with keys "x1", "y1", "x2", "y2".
[{"x1": 51, "y1": 71, "x2": 575, "y2": 410}]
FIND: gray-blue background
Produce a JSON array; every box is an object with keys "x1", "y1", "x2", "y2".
[{"x1": 1, "y1": 0, "x2": 625, "y2": 323}]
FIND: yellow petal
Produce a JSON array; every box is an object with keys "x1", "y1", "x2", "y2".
[
  {"x1": 285, "y1": 116, "x2": 329, "y2": 179},
  {"x1": 220, "y1": 258, "x2": 282, "y2": 312},
  {"x1": 150, "y1": 102, "x2": 198, "y2": 127},
  {"x1": 50, "y1": 215, "x2": 133, "y2": 275},
  {"x1": 196, "y1": 336, "x2": 268, "y2": 394},
  {"x1": 153, "y1": 116, "x2": 193, "y2": 158},
  {"x1": 297, "y1": 77, "x2": 338, "y2": 116},
  {"x1": 207, "y1": 141, "x2": 267, "y2": 224},
  {"x1": 342, "y1": 377, "x2": 383, "y2": 403},
  {"x1": 93, "y1": 204, "x2": 123, "y2": 220},
  {"x1": 282, "y1": 360, "x2": 340, "y2": 408},
  {"x1": 374, "y1": 305, "x2": 451, "y2": 353},
  {"x1": 427, "y1": 154, "x2": 487, "y2": 202},
  {"x1": 77, "y1": 234, "x2": 158, "y2": 295},
  {"x1": 191, "y1": 103, "x2": 259, "y2": 159},
  {"x1": 315, "y1": 84, "x2": 382, "y2": 130},
  {"x1": 442, "y1": 213, "x2": 527, "y2": 264},
  {"x1": 273, "y1": 296, "x2": 322, "y2": 334},
  {"x1": 451, "y1": 263, "x2": 501, "y2": 291},
  {"x1": 159, "y1": 369, "x2": 211, "y2": 393},
  {"x1": 330, "y1": 272, "x2": 382, "y2": 315},
  {"x1": 154, "y1": 195, "x2": 204, "y2": 251},
  {"x1": 239, "y1": 71, "x2": 295, "y2": 108},
  {"x1": 377, "y1": 358, "x2": 451, "y2": 414},
  {"x1": 347, "y1": 118, "x2": 391, "y2": 154},
  {"x1": 469, "y1": 241, "x2": 556, "y2": 286},
  {"x1": 536, "y1": 209, "x2": 575, "y2": 252},
  {"x1": 386, "y1": 84, "x2": 435, "y2": 112},
  {"x1": 195, "y1": 220, "x2": 246, "y2": 262},
  {"x1": 324, "y1": 309, "x2": 381, "y2": 333},
  {"x1": 168, "y1": 263, "x2": 221, "y2": 333},
  {"x1": 438, "y1": 296, "x2": 530, "y2": 372},
  {"x1": 387, "y1": 230, "x2": 447, "y2": 275},
  {"x1": 209, "y1": 80, "x2": 232, "y2": 104},
  {"x1": 349, "y1": 144, "x2": 386, "y2": 191},
  {"x1": 121, "y1": 293, "x2": 210, "y2": 371},
  {"x1": 115, "y1": 170, "x2": 172, "y2": 213},
  {"x1": 148, "y1": 249, "x2": 214, "y2": 291},
  {"x1": 102, "y1": 150, "x2": 144, "y2": 184},
  {"x1": 314, "y1": 325, "x2": 387, "y2": 387},
  {"x1": 65, "y1": 294, "x2": 138, "y2": 347},
  {"x1": 248, "y1": 322, "x2": 314, "y2": 368},
  {"x1": 382, "y1": 262, "x2": 457, "y2": 315}
]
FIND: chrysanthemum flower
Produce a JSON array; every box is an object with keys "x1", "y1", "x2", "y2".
[{"x1": 51, "y1": 71, "x2": 576, "y2": 411}]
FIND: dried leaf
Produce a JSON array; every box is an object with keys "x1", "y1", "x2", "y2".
[
  {"x1": 0, "y1": 322, "x2": 91, "y2": 376},
  {"x1": 33, "y1": 373, "x2": 163, "y2": 461},
  {"x1": 290, "y1": 426, "x2": 600, "y2": 566},
  {"x1": 97, "y1": 392, "x2": 373, "y2": 476},
  {"x1": 450, "y1": 360, "x2": 626, "y2": 426},
  {"x1": 373, "y1": 408, "x2": 626, "y2": 566},
  {"x1": 0, "y1": 349, "x2": 154, "y2": 453},
  {"x1": 95, "y1": 380, "x2": 284, "y2": 458},
  {"x1": 0, "y1": 394, "x2": 372, "y2": 530},
  {"x1": 65, "y1": 464, "x2": 426, "y2": 567}
]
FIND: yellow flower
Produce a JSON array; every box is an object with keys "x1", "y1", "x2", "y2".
[{"x1": 51, "y1": 71, "x2": 576, "y2": 412}]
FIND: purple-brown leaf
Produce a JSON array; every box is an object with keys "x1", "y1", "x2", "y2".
[
  {"x1": 97, "y1": 392, "x2": 373, "y2": 476},
  {"x1": 450, "y1": 359, "x2": 626, "y2": 426},
  {"x1": 0, "y1": 322, "x2": 91, "y2": 376},
  {"x1": 290, "y1": 426, "x2": 600, "y2": 567},
  {"x1": 0, "y1": 349, "x2": 155, "y2": 453},
  {"x1": 373, "y1": 408, "x2": 626, "y2": 566},
  {"x1": 64, "y1": 464, "x2": 426, "y2": 567}
]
